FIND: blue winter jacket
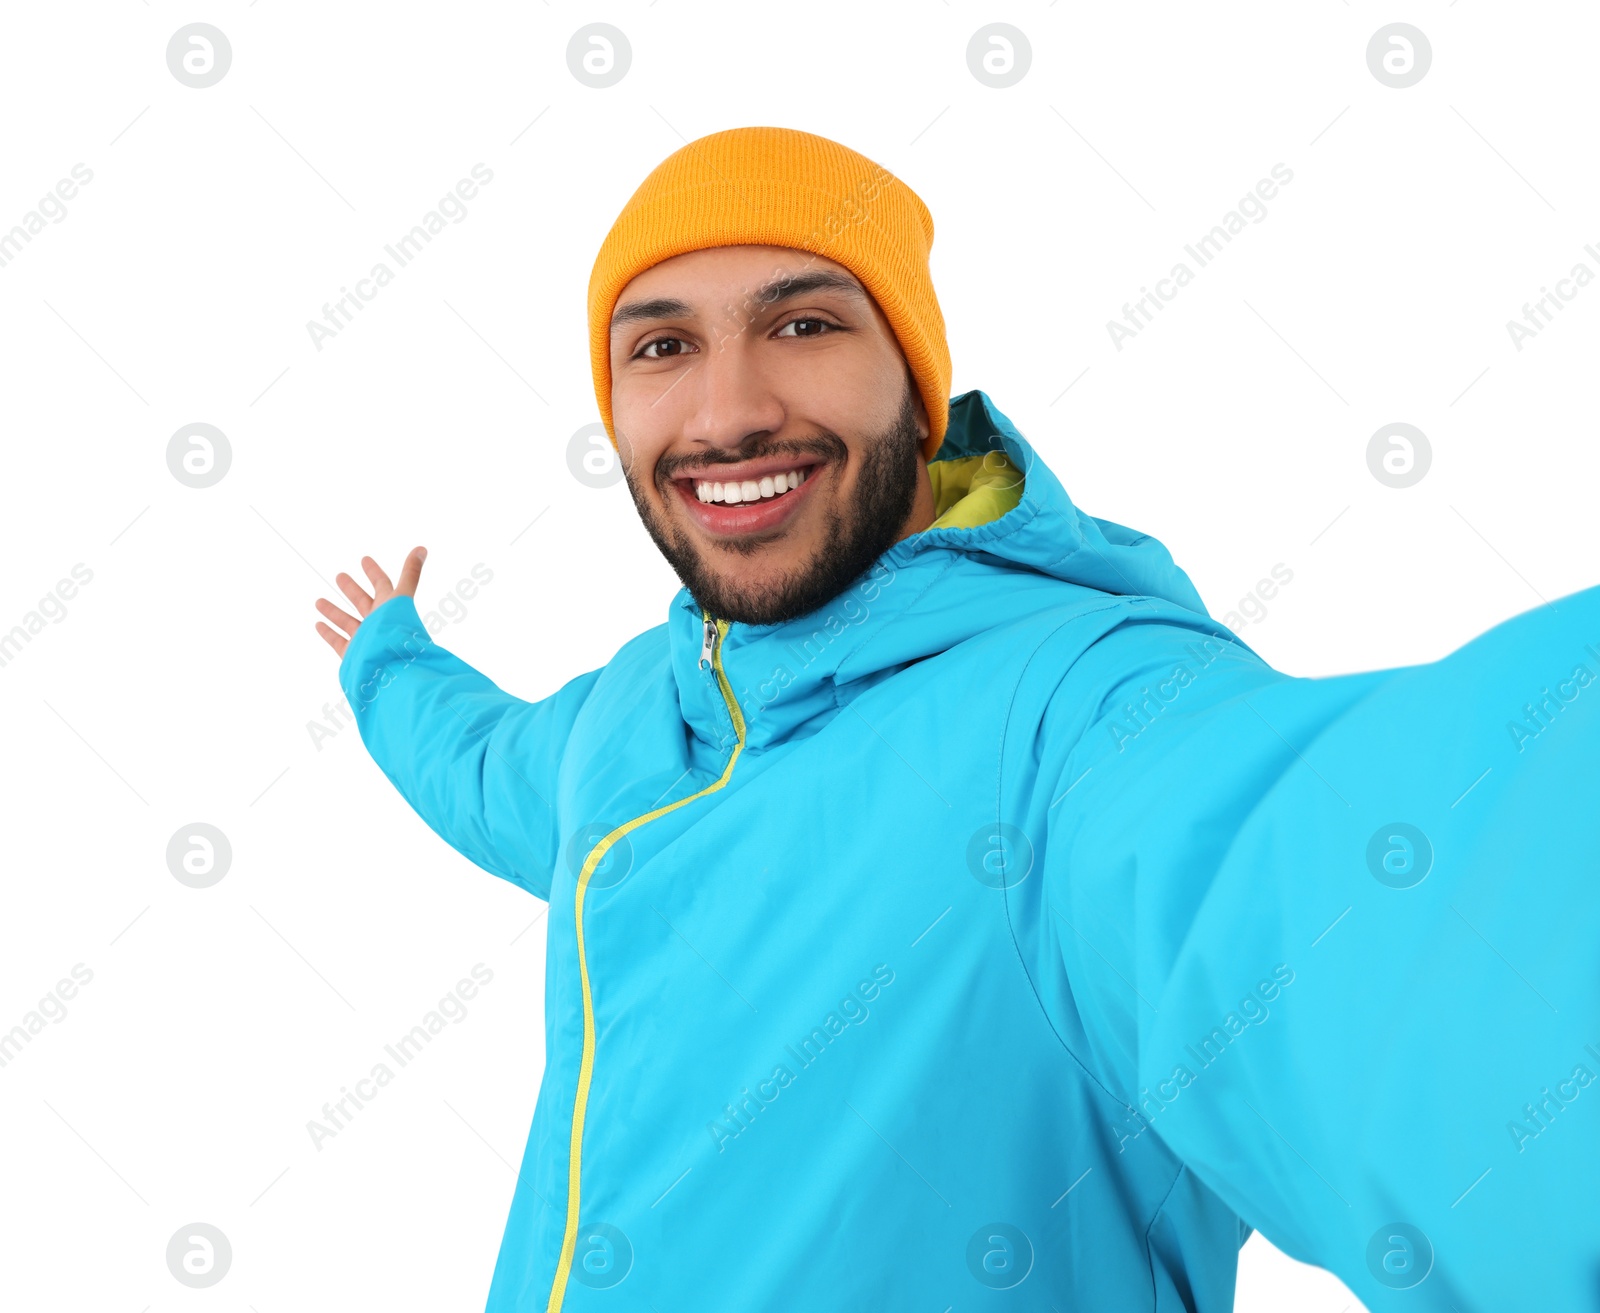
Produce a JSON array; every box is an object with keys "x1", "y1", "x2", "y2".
[{"x1": 339, "y1": 389, "x2": 1600, "y2": 1312}]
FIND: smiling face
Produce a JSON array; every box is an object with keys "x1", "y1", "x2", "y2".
[{"x1": 609, "y1": 244, "x2": 937, "y2": 626}]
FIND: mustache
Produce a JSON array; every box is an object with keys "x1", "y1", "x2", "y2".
[{"x1": 656, "y1": 435, "x2": 846, "y2": 482}]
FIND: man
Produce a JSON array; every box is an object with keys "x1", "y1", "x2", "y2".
[{"x1": 315, "y1": 127, "x2": 1600, "y2": 1311}]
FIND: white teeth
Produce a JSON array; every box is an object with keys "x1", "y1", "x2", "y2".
[{"x1": 693, "y1": 466, "x2": 809, "y2": 504}]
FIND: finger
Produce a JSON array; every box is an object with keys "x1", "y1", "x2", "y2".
[
  {"x1": 393, "y1": 545, "x2": 427, "y2": 598},
  {"x1": 315, "y1": 596, "x2": 363, "y2": 638},
  {"x1": 315, "y1": 620, "x2": 349, "y2": 658},
  {"x1": 362, "y1": 555, "x2": 395, "y2": 599},
  {"x1": 336, "y1": 571, "x2": 374, "y2": 617}
]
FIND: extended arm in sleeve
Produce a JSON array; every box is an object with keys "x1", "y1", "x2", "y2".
[
  {"x1": 1038, "y1": 587, "x2": 1600, "y2": 1311},
  {"x1": 337, "y1": 594, "x2": 599, "y2": 899}
]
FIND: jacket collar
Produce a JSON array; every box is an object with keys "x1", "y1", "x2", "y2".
[{"x1": 668, "y1": 389, "x2": 1211, "y2": 753}]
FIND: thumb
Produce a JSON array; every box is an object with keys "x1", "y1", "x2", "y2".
[{"x1": 394, "y1": 545, "x2": 427, "y2": 598}]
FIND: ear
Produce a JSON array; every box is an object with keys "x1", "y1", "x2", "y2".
[{"x1": 906, "y1": 363, "x2": 929, "y2": 441}]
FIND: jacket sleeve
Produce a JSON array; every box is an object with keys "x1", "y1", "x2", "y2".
[
  {"x1": 1035, "y1": 586, "x2": 1600, "y2": 1311},
  {"x1": 337, "y1": 593, "x2": 600, "y2": 900}
]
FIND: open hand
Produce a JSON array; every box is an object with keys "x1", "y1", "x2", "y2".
[{"x1": 315, "y1": 547, "x2": 427, "y2": 659}]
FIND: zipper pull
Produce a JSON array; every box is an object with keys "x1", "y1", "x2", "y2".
[{"x1": 699, "y1": 616, "x2": 718, "y2": 669}]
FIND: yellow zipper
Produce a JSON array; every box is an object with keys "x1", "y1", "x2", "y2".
[{"x1": 545, "y1": 607, "x2": 747, "y2": 1312}]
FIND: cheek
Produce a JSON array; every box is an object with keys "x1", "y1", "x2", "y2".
[
  {"x1": 608, "y1": 409, "x2": 660, "y2": 478},
  {"x1": 612, "y1": 380, "x2": 684, "y2": 460}
]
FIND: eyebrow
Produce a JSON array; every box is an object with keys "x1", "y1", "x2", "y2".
[{"x1": 609, "y1": 269, "x2": 870, "y2": 335}]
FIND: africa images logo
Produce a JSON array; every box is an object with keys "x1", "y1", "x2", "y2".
[{"x1": 705, "y1": 965, "x2": 895, "y2": 1152}]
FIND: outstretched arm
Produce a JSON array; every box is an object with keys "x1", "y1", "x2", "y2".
[
  {"x1": 1026, "y1": 587, "x2": 1600, "y2": 1311},
  {"x1": 316, "y1": 549, "x2": 597, "y2": 899}
]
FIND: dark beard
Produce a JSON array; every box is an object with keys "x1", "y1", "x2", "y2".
[{"x1": 622, "y1": 371, "x2": 924, "y2": 627}]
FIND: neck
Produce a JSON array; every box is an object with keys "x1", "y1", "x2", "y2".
[{"x1": 891, "y1": 460, "x2": 937, "y2": 546}]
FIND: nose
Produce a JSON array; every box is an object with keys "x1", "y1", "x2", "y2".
[{"x1": 678, "y1": 328, "x2": 788, "y2": 456}]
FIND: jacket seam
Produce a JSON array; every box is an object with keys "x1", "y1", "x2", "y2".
[
  {"x1": 1142, "y1": 1162, "x2": 1190, "y2": 1311},
  {"x1": 993, "y1": 599, "x2": 1140, "y2": 1116},
  {"x1": 831, "y1": 552, "x2": 965, "y2": 693}
]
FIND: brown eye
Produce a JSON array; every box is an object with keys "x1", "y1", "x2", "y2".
[
  {"x1": 638, "y1": 336, "x2": 693, "y2": 360},
  {"x1": 776, "y1": 317, "x2": 834, "y2": 339}
]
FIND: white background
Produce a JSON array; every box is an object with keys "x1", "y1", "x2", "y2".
[{"x1": 3, "y1": 2, "x2": 1594, "y2": 1308}]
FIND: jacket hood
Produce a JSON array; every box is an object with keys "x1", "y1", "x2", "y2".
[{"x1": 669, "y1": 389, "x2": 1211, "y2": 752}]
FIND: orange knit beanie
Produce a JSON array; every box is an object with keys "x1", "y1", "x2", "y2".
[{"x1": 587, "y1": 125, "x2": 953, "y2": 464}]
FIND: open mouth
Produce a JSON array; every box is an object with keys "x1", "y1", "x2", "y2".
[
  {"x1": 687, "y1": 463, "x2": 815, "y2": 506},
  {"x1": 671, "y1": 460, "x2": 824, "y2": 536}
]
